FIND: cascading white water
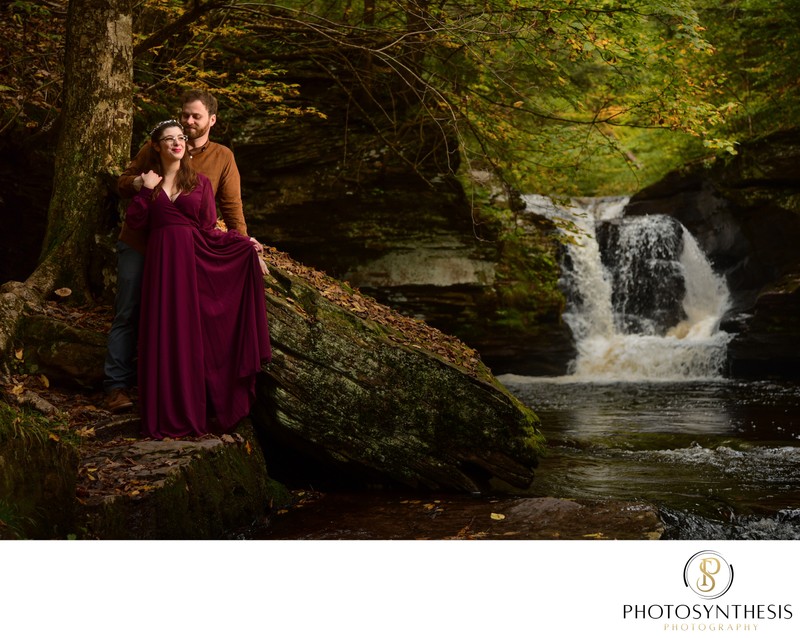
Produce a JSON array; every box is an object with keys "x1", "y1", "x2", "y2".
[{"x1": 524, "y1": 194, "x2": 733, "y2": 381}]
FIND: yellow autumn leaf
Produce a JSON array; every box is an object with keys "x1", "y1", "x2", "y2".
[
  {"x1": 15, "y1": 348, "x2": 23, "y2": 360},
  {"x1": 40, "y1": 374, "x2": 50, "y2": 388},
  {"x1": 490, "y1": 512, "x2": 506, "y2": 521},
  {"x1": 48, "y1": 432, "x2": 60, "y2": 441},
  {"x1": 10, "y1": 384, "x2": 24, "y2": 396}
]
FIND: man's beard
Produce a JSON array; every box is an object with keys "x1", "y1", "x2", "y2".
[{"x1": 186, "y1": 122, "x2": 210, "y2": 140}]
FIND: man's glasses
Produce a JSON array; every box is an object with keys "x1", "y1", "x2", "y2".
[{"x1": 159, "y1": 135, "x2": 189, "y2": 144}]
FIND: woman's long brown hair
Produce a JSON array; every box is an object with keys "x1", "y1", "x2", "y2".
[{"x1": 147, "y1": 120, "x2": 198, "y2": 201}]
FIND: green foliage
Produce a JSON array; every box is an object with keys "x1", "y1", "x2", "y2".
[
  {"x1": 122, "y1": 1, "x2": 731, "y2": 195},
  {"x1": 693, "y1": 0, "x2": 800, "y2": 141},
  {"x1": 2, "y1": 0, "x2": 799, "y2": 195},
  {"x1": 433, "y1": 0, "x2": 725, "y2": 195},
  {"x1": 0, "y1": 402, "x2": 50, "y2": 539},
  {"x1": 495, "y1": 229, "x2": 565, "y2": 325},
  {"x1": 129, "y1": 0, "x2": 326, "y2": 127},
  {"x1": 465, "y1": 187, "x2": 565, "y2": 330},
  {"x1": 0, "y1": 399, "x2": 73, "y2": 447},
  {"x1": 0, "y1": 0, "x2": 64, "y2": 133}
]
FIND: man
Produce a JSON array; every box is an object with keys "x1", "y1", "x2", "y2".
[{"x1": 104, "y1": 89, "x2": 261, "y2": 412}]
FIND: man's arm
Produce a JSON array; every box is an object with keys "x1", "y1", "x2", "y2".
[
  {"x1": 216, "y1": 152, "x2": 248, "y2": 236},
  {"x1": 117, "y1": 145, "x2": 150, "y2": 198}
]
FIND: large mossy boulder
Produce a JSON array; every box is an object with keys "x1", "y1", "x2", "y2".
[{"x1": 253, "y1": 250, "x2": 545, "y2": 493}]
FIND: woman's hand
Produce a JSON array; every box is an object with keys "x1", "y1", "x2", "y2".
[
  {"x1": 249, "y1": 236, "x2": 264, "y2": 253},
  {"x1": 140, "y1": 170, "x2": 161, "y2": 190},
  {"x1": 257, "y1": 256, "x2": 268, "y2": 276}
]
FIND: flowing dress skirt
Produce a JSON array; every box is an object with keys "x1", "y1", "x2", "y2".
[{"x1": 127, "y1": 175, "x2": 271, "y2": 438}]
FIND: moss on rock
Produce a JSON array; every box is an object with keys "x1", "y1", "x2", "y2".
[{"x1": 0, "y1": 401, "x2": 79, "y2": 539}]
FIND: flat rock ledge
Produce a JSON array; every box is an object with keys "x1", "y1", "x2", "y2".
[
  {"x1": 76, "y1": 418, "x2": 290, "y2": 540},
  {"x1": 261, "y1": 492, "x2": 665, "y2": 540}
]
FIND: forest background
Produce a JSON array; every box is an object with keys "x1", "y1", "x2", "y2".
[{"x1": 1, "y1": 0, "x2": 799, "y2": 306}]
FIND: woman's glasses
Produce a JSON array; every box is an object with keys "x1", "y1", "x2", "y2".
[{"x1": 159, "y1": 135, "x2": 189, "y2": 144}]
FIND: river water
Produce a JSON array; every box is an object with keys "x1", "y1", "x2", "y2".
[{"x1": 498, "y1": 376, "x2": 800, "y2": 539}]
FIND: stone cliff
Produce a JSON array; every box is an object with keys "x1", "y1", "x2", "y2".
[{"x1": 625, "y1": 128, "x2": 800, "y2": 378}]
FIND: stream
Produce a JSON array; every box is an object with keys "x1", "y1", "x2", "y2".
[{"x1": 499, "y1": 376, "x2": 800, "y2": 539}]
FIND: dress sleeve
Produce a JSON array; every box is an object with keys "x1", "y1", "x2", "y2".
[
  {"x1": 124, "y1": 187, "x2": 154, "y2": 230},
  {"x1": 197, "y1": 175, "x2": 219, "y2": 230},
  {"x1": 117, "y1": 145, "x2": 150, "y2": 198},
  {"x1": 198, "y1": 176, "x2": 241, "y2": 243}
]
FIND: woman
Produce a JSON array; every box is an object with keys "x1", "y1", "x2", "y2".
[{"x1": 125, "y1": 120, "x2": 271, "y2": 439}]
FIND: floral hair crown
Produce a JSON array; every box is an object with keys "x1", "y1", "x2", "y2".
[{"x1": 149, "y1": 119, "x2": 183, "y2": 137}]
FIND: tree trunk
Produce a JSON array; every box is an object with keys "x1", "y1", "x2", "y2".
[{"x1": 28, "y1": 0, "x2": 133, "y2": 301}]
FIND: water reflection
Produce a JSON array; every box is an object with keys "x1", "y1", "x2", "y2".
[{"x1": 499, "y1": 377, "x2": 800, "y2": 539}]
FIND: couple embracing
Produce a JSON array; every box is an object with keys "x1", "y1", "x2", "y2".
[{"x1": 104, "y1": 89, "x2": 271, "y2": 440}]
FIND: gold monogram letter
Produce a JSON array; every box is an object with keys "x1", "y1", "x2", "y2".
[{"x1": 696, "y1": 557, "x2": 721, "y2": 592}]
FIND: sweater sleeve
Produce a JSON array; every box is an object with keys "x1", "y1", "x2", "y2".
[
  {"x1": 216, "y1": 150, "x2": 248, "y2": 236},
  {"x1": 124, "y1": 188, "x2": 154, "y2": 230},
  {"x1": 117, "y1": 145, "x2": 151, "y2": 198}
]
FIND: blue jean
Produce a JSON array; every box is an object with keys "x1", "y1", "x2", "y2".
[{"x1": 103, "y1": 241, "x2": 144, "y2": 392}]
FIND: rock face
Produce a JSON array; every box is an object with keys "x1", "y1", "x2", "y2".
[
  {"x1": 625, "y1": 129, "x2": 800, "y2": 378},
  {"x1": 0, "y1": 79, "x2": 572, "y2": 377},
  {"x1": 726, "y1": 272, "x2": 800, "y2": 378},
  {"x1": 236, "y1": 118, "x2": 572, "y2": 376},
  {"x1": 253, "y1": 251, "x2": 545, "y2": 493},
  {"x1": 17, "y1": 312, "x2": 107, "y2": 389}
]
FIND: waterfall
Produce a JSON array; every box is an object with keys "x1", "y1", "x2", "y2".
[{"x1": 524, "y1": 194, "x2": 732, "y2": 381}]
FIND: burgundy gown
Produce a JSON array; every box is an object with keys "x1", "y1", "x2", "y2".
[{"x1": 126, "y1": 174, "x2": 271, "y2": 439}]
